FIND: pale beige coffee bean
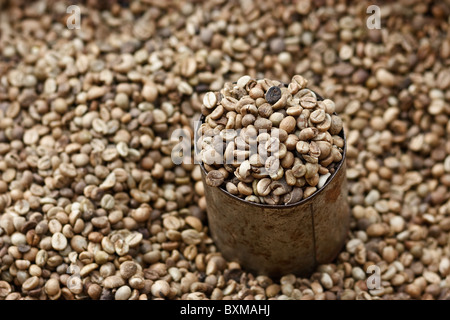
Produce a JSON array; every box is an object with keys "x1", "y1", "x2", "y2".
[
  {"x1": 100, "y1": 172, "x2": 116, "y2": 189},
  {"x1": 292, "y1": 75, "x2": 308, "y2": 88},
  {"x1": 59, "y1": 163, "x2": 77, "y2": 178},
  {"x1": 23, "y1": 129, "x2": 39, "y2": 145},
  {"x1": 305, "y1": 163, "x2": 319, "y2": 179},
  {"x1": 286, "y1": 105, "x2": 302, "y2": 116},
  {"x1": 14, "y1": 199, "x2": 30, "y2": 215},
  {"x1": 298, "y1": 127, "x2": 317, "y2": 141},
  {"x1": 72, "y1": 153, "x2": 89, "y2": 167},
  {"x1": 185, "y1": 216, "x2": 203, "y2": 232},
  {"x1": 226, "y1": 182, "x2": 239, "y2": 195},
  {"x1": 285, "y1": 134, "x2": 299, "y2": 150},
  {"x1": 203, "y1": 92, "x2": 217, "y2": 109},
  {"x1": 114, "y1": 239, "x2": 129, "y2": 256},
  {"x1": 256, "y1": 178, "x2": 272, "y2": 196},
  {"x1": 269, "y1": 112, "x2": 284, "y2": 126},
  {"x1": 299, "y1": 96, "x2": 317, "y2": 109},
  {"x1": 151, "y1": 280, "x2": 170, "y2": 298},
  {"x1": 321, "y1": 99, "x2": 336, "y2": 114},
  {"x1": 376, "y1": 68, "x2": 395, "y2": 87},
  {"x1": 309, "y1": 141, "x2": 321, "y2": 158},
  {"x1": 329, "y1": 115, "x2": 343, "y2": 135},
  {"x1": 45, "y1": 278, "x2": 60, "y2": 296},
  {"x1": 163, "y1": 216, "x2": 181, "y2": 230},
  {"x1": 249, "y1": 87, "x2": 264, "y2": 99},
  {"x1": 292, "y1": 163, "x2": 306, "y2": 178},
  {"x1": 100, "y1": 194, "x2": 115, "y2": 210},
  {"x1": 80, "y1": 263, "x2": 99, "y2": 277},
  {"x1": 22, "y1": 276, "x2": 39, "y2": 291},
  {"x1": 316, "y1": 141, "x2": 332, "y2": 159},
  {"x1": 318, "y1": 173, "x2": 331, "y2": 188},
  {"x1": 271, "y1": 128, "x2": 288, "y2": 142},
  {"x1": 316, "y1": 114, "x2": 331, "y2": 133},
  {"x1": 221, "y1": 96, "x2": 238, "y2": 111},
  {"x1": 279, "y1": 116, "x2": 296, "y2": 133},
  {"x1": 304, "y1": 186, "x2": 317, "y2": 198},
  {"x1": 271, "y1": 180, "x2": 290, "y2": 196},
  {"x1": 237, "y1": 182, "x2": 253, "y2": 196},
  {"x1": 51, "y1": 232, "x2": 68, "y2": 251},
  {"x1": 310, "y1": 109, "x2": 326, "y2": 124},
  {"x1": 37, "y1": 156, "x2": 51, "y2": 170},
  {"x1": 236, "y1": 75, "x2": 251, "y2": 88},
  {"x1": 254, "y1": 117, "x2": 273, "y2": 130},
  {"x1": 92, "y1": 118, "x2": 108, "y2": 134},
  {"x1": 238, "y1": 160, "x2": 251, "y2": 179},
  {"x1": 265, "y1": 156, "x2": 280, "y2": 175},
  {"x1": 209, "y1": 105, "x2": 224, "y2": 120},
  {"x1": 181, "y1": 229, "x2": 202, "y2": 245},
  {"x1": 115, "y1": 285, "x2": 132, "y2": 300},
  {"x1": 116, "y1": 142, "x2": 129, "y2": 157},
  {"x1": 103, "y1": 276, "x2": 125, "y2": 289},
  {"x1": 296, "y1": 141, "x2": 310, "y2": 154},
  {"x1": 285, "y1": 170, "x2": 297, "y2": 186}
]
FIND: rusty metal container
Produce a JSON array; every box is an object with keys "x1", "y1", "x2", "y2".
[{"x1": 196, "y1": 94, "x2": 349, "y2": 277}]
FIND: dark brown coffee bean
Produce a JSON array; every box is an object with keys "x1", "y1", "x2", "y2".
[{"x1": 265, "y1": 86, "x2": 282, "y2": 105}]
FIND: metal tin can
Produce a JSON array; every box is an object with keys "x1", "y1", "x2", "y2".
[{"x1": 196, "y1": 92, "x2": 349, "y2": 277}]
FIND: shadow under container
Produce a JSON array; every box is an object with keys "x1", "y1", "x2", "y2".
[{"x1": 197, "y1": 109, "x2": 350, "y2": 278}]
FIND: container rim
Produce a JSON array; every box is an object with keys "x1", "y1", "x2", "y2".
[{"x1": 196, "y1": 87, "x2": 347, "y2": 208}]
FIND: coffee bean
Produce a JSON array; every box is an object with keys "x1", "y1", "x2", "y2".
[
  {"x1": 205, "y1": 170, "x2": 225, "y2": 187},
  {"x1": 279, "y1": 116, "x2": 296, "y2": 133},
  {"x1": 266, "y1": 86, "x2": 282, "y2": 105}
]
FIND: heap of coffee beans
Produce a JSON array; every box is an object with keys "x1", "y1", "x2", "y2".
[{"x1": 199, "y1": 75, "x2": 344, "y2": 204}]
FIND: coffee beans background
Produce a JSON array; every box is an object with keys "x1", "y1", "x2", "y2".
[{"x1": 0, "y1": 0, "x2": 449, "y2": 300}]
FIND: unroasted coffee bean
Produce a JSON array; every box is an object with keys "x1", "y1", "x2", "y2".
[
  {"x1": 303, "y1": 186, "x2": 317, "y2": 198},
  {"x1": 181, "y1": 229, "x2": 202, "y2": 245},
  {"x1": 298, "y1": 127, "x2": 317, "y2": 140},
  {"x1": 296, "y1": 141, "x2": 310, "y2": 154},
  {"x1": 310, "y1": 109, "x2": 326, "y2": 124},
  {"x1": 329, "y1": 115, "x2": 343, "y2": 135},
  {"x1": 283, "y1": 187, "x2": 303, "y2": 204},
  {"x1": 120, "y1": 261, "x2": 137, "y2": 279},
  {"x1": 51, "y1": 233, "x2": 68, "y2": 251},
  {"x1": 151, "y1": 280, "x2": 170, "y2": 298},
  {"x1": 309, "y1": 141, "x2": 321, "y2": 158},
  {"x1": 254, "y1": 118, "x2": 273, "y2": 130},
  {"x1": 205, "y1": 170, "x2": 225, "y2": 187},
  {"x1": 279, "y1": 116, "x2": 296, "y2": 133},
  {"x1": 258, "y1": 103, "x2": 274, "y2": 118},
  {"x1": 256, "y1": 178, "x2": 272, "y2": 196},
  {"x1": 299, "y1": 96, "x2": 317, "y2": 109},
  {"x1": 226, "y1": 182, "x2": 239, "y2": 195}
]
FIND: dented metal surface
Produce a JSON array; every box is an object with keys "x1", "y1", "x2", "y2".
[
  {"x1": 201, "y1": 150, "x2": 348, "y2": 277},
  {"x1": 197, "y1": 92, "x2": 349, "y2": 277}
]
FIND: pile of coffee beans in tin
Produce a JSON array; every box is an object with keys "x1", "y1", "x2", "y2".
[{"x1": 200, "y1": 75, "x2": 344, "y2": 204}]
